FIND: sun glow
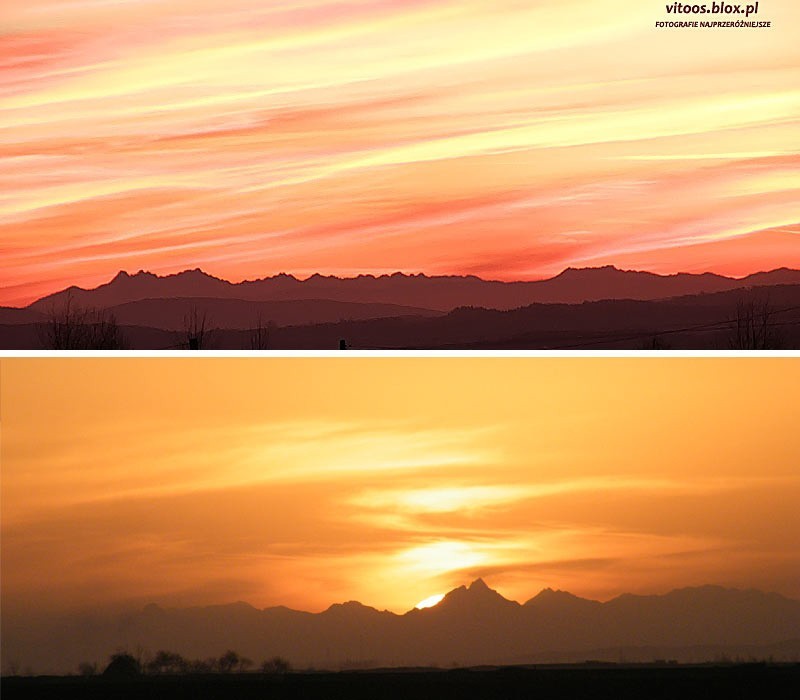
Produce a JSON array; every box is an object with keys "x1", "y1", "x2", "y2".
[
  {"x1": 397, "y1": 541, "x2": 490, "y2": 577},
  {"x1": 415, "y1": 593, "x2": 445, "y2": 609},
  {"x1": 3, "y1": 358, "x2": 800, "y2": 616}
]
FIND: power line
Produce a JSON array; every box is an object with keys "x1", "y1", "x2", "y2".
[
  {"x1": 548, "y1": 304, "x2": 800, "y2": 350},
  {"x1": 351, "y1": 303, "x2": 800, "y2": 350},
  {"x1": 153, "y1": 303, "x2": 800, "y2": 351}
]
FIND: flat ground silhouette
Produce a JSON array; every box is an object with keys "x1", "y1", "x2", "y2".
[{"x1": 3, "y1": 664, "x2": 799, "y2": 700}]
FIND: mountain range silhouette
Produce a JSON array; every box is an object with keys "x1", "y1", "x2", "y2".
[
  {"x1": 20, "y1": 265, "x2": 800, "y2": 313},
  {"x1": 3, "y1": 266, "x2": 800, "y2": 349},
  {"x1": 6, "y1": 581, "x2": 800, "y2": 674}
]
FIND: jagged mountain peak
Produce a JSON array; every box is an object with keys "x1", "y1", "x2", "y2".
[
  {"x1": 323, "y1": 600, "x2": 387, "y2": 617},
  {"x1": 524, "y1": 587, "x2": 600, "y2": 609},
  {"x1": 435, "y1": 578, "x2": 519, "y2": 612},
  {"x1": 557, "y1": 264, "x2": 623, "y2": 276}
]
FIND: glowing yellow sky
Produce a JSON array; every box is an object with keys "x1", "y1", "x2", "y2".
[
  {"x1": 2, "y1": 357, "x2": 799, "y2": 615},
  {"x1": 1, "y1": 1, "x2": 799, "y2": 305}
]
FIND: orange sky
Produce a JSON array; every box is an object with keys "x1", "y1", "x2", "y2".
[
  {"x1": 1, "y1": 1, "x2": 799, "y2": 306},
  {"x1": 2, "y1": 357, "x2": 799, "y2": 616}
]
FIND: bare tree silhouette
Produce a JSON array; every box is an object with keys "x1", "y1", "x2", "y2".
[
  {"x1": 261, "y1": 656, "x2": 292, "y2": 674},
  {"x1": 728, "y1": 293, "x2": 783, "y2": 349},
  {"x1": 76, "y1": 647, "x2": 267, "y2": 676},
  {"x1": 40, "y1": 291, "x2": 127, "y2": 349},
  {"x1": 249, "y1": 313, "x2": 273, "y2": 350},
  {"x1": 217, "y1": 650, "x2": 237, "y2": 673},
  {"x1": 187, "y1": 657, "x2": 217, "y2": 674},
  {"x1": 217, "y1": 649, "x2": 251, "y2": 673},
  {"x1": 641, "y1": 334, "x2": 670, "y2": 350},
  {"x1": 147, "y1": 650, "x2": 189, "y2": 675},
  {"x1": 184, "y1": 305, "x2": 210, "y2": 350}
]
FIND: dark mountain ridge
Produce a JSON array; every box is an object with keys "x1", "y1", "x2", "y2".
[
  {"x1": 25, "y1": 266, "x2": 800, "y2": 314},
  {"x1": 5, "y1": 582, "x2": 800, "y2": 674}
]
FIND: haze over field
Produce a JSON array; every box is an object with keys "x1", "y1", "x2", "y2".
[
  {"x1": 2, "y1": 1, "x2": 799, "y2": 305},
  {"x1": 6, "y1": 580, "x2": 800, "y2": 674}
]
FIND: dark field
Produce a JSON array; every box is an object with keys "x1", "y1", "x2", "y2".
[{"x1": 3, "y1": 665, "x2": 799, "y2": 700}]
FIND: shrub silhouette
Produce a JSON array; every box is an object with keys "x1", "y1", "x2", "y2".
[
  {"x1": 187, "y1": 657, "x2": 217, "y2": 673},
  {"x1": 78, "y1": 661, "x2": 97, "y2": 677},
  {"x1": 217, "y1": 650, "x2": 251, "y2": 673},
  {"x1": 261, "y1": 656, "x2": 292, "y2": 674},
  {"x1": 146, "y1": 650, "x2": 188, "y2": 675},
  {"x1": 102, "y1": 653, "x2": 141, "y2": 678}
]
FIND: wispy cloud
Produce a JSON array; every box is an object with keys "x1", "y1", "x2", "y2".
[
  {"x1": 347, "y1": 476, "x2": 786, "y2": 516},
  {"x1": 1, "y1": 1, "x2": 799, "y2": 303},
  {"x1": 3, "y1": 419, "x2": 498, "y2": 520},
  {"x1": 3, "y1": 358, "x2": 800, "y2": 613}
]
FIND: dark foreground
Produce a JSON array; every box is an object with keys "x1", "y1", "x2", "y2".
[{"x1": 4, "y1": 665, "x2": 799, "y2": 700}]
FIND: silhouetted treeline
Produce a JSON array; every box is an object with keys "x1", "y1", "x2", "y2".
[{"x1": 87, "y1": 650, "x2": 291, "y2": 678}]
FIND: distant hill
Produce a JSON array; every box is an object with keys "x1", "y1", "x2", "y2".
[
  {"x1": 25, "y1": 266, "x2": 800, "y2": 314},
  {"x1": 5, "y1": 581, "x2": 800, "y2": 674},
  {"x1": 0, "y1": 307, "x2": 45, "y2": 325},
  {"x1": 97, "y1": 297, "x2": 442, "y2": 331},
  {"x1": 3, "y1": 283, "x2": 799, "y2": 349},
  {"x1": 524, "y1": 587, "x2": 603, "y2": 615}
]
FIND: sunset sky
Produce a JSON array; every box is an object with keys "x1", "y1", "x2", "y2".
[
  {"x1": 2, "y1": 1, "x2": 799, "y2": 306},
  {"x1": 2, "y1": 357, "x2": 799, "y2": 617}
]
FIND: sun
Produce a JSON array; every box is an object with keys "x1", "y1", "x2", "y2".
[{"x1": 415, "y1": 593, "x2": 445, "y2": 609}]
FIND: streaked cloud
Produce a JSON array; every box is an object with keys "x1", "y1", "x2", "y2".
[
  {"x1": 2, "y1": 1, "x2": 799, "y2": 304},
  {"x1": 347, "y1": 476, "x2": 789, "y2": 516},
  {"x1": 2, "y1": 419, "x2": 497, "y2": 520}
]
